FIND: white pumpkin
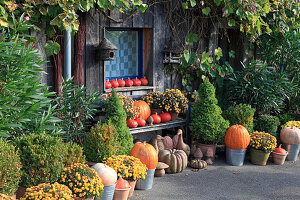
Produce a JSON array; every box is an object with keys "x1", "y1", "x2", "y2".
[{"x1": 92, "y1": 163, "x2": 117, "y2": 185}]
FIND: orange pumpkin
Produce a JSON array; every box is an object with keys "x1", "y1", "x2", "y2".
[
  {"x1": 224, "y1": 125, "x2": 250, "y2": 150},
  {"x1": 134, "y1": 100, "x2": 151, "y2": 121},
  {"x1": 129, "y1": 141, "x2": 158, "y2": 170}
]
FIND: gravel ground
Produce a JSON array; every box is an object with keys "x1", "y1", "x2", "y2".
[{"x1": 130, "y1": 154, "x2": 300, "y2": 200}]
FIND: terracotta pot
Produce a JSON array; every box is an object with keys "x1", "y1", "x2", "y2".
[
  {"x1": 16, "y1": 187, "x2": 26, "y2": 199},
  {"x1": 170, "y1": 112, "x2": 179, "y2": 121},
  {"x1": 250, "y1": 148, "x2": 270, "y2": 166},
  {"x1": 74, "y1": 197, "x2": 94, "y2": 200},
  {"x1": 151, "y1": 109, "x2": 163, "y2": 115},
  {"x1": 197, "y1": 143, "x2": 217, "y2": 160},
  {"x1": 127, "y1": 180, "x2": 136, "y2": 197},
  {"x1": 113, "y1": 186, "x2": 131, "y2": 200},
  {"x1": 272, "y1": 151, "x2": 288, "y2": 165}
]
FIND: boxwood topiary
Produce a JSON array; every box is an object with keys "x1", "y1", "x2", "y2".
[
  {"x1": 105, "y1": 89, "x2": 133, "y2": 154},
  {"x1": 190, "y1": 80, "x2": 229, "y2": 144},
  {"x1": 14, "y1": 133, "x2": 67, "y2": 188},
  {"x1": 223, "y1": 104, "x2": 256, "y2": 133},
  {"x1": 83, "y1": 120, "x2": 119, "y2": 162},
  {"x1": 255, "y1": 114, "x2": 280, "y2": 137},
  {"x1": 0, "y1": 139, "x2": 22, "y2": 196},
  {"x1": 64, "y1": 141, "x2": 86, "y2": 167}
]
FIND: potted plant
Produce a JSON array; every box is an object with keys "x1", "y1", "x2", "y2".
[
  {"x1": 143, "y1": 91, "x2": 164, "y2": 114},
  {"x1": 118, "y1": 93, "x2": 140, "y2": 120},
  {"x1": 272, "y1": 145, "x2": 288, "y2": 165},
  {"x1": 161, "y1": 89, "x2": 188, "y2": 120},
  {"x1": 190, "y1": 80, "x2": 229, "y2": 164},
  {"x1": 224, "y1": 125, "x2": 250, "y2": 166},
  {"x1": 20, "y1": 182, "x2": 73, "y2": 200},
  {"x1": 280, "y1": 121, "x2": 300, "y2": 161},
  {"x1": 249, "y1": 131, "x2": 277, "y2": 165},
  {"x1": 104, "y1": 155, "x2": 147, "y2": 197},
  {"x1": 59, "y1": 163, "x2": 104, "y2": 200}
]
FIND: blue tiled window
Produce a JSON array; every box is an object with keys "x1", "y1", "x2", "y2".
[{"x1": 105, "y1": 29, "x2": 143, "y2": 80}]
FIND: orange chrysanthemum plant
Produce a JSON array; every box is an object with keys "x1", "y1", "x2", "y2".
[{"x1": 249, "y1": 131, "x2": 277, "y2": 153}]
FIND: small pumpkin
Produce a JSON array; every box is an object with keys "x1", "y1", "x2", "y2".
[
  {"x1": 280, "y1": 126, "x2": 300, "y2": 145},
  {"x1": 160, "y1": 112, "x2": 171, "y2": 123},
  {"x1": 126, "y1": 119, "x2": 138, "y2": 128},
  {"x1": 158, "y1": 149, "x2": 188, "y2": 174},
  {"x1": 133, "y1": 78, "x2": 142, "y2": 86},
  {"x1": 151, "y1": 113, "x2": 161, "y2": 124},
  {"x1": 140, "y1": 77, "x2": 148, "y2": 86},
  {"x1": 130, "y1": 141, "x2": 158, "y2": 170},
  {"x1": 136, "y1": 117, "x2": 146, "y2": 127},
  {"x1": 125, "y1": 78, "x2": 133, "y2": 87},
  {"x1": 224, "y1": 125, "x2": 250, "y2": 150},
  {"x1": 110, "y1": 79, "x2": 119, "y2": 88},
  {"x1": 117, "y1": 78, "x2": 126, "y2": 87},
  {"x1": 115, "y1": 176, "x2": 130, "y2": 189},
  {"x1": 189, "y1": 159, "x2": 207, "y2": 169},
  {"x1": 105, "y1": 80, "x2": 111, "y2": 89},
  {"x1": 92, "y1": 163, "x2": 117, "y2": 186},
  {"x1": 134, "y1": 100, "x2": 151, "y2": 121},
  {"x1": 273, "y1": 144, "x2": 287, "y2": 154}
]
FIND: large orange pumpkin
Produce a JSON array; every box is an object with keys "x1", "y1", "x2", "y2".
[
  {"x1": 224, "y1": 125, "x2": 250, "y2": 150},
  {"x1": 129, "y1": 141, "x2": 158, "y2": 170},
  {"x1": 134, "y1": 100, "x2": 151, "y2": 121}
]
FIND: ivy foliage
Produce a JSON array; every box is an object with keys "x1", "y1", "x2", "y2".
[{"x1": 190, "y1": 80, "x2": 229, "y2": 144}]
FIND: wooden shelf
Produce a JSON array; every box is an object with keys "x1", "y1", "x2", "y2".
[
  {"x1": 105, "y1": 86, "x2": 155, "y2": 93},
  {"x1": 129, "y1": 118, "x2": 186, "y2": 135}
]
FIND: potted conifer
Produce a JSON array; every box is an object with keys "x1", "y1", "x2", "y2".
[{"x1": 190, "y1": 79, "x2": 229, "y2": 164}]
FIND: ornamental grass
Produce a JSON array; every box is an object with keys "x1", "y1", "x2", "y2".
[
  {"x1": 143, "y1": 91, "x2": 163, "y2": 109},
  {"x1": 283, "y1": 121, "x2": 300, "y2": 129},
  {"x1": 162, "y1": 89, "x2": 188, "y2": 114},
  {"x1": 104, "y1": 155, "x2": 147, "y2": 181},
  {"x1": 59, "y1": 163, "x2": 103, "y2": 199},
  {"x1": 249, "y1": 131, "x2": 277, "y2": 153},
  {"x1": 20, "y1": 182, "x2": 73, "y2": 200}
]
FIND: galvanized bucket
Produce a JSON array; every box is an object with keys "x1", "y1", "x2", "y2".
[
  {"x1": 135, "y1": 169, "x2": 155, "y2": 190},
  {"x1": 286, "y1": 144, "x2": 300, "y2": 161},
  {"x1": 95, "y1": 184, "x2": 115, "y2": 200},
  {"x1": 226, "y1": 147, "x2": 247, "y2": 166}
]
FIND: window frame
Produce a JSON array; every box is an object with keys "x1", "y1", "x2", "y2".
[{"x1": 104, "y1": 28, "x2": 143, "y2": 81}]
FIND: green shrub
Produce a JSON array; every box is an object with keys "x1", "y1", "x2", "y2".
[
  {"x1": 255, "y1": 114, "x2": 280, "y2": 137},
  {"x1": 14, "y1": 133, "x2": 66, "y2": 188},
  {"x1": 83, "y1": 120, "x2": 119, "y2": 162},
  {"x1": 0, "y1": 139, "x2": 22, "y2": 195},
  {"x1": 0, "y1": 19, "x2": 61, "y2": 138},
  {"x1": 223, "y1": 104, "x2": 256, "y2": 132},
  {"x1": 53, "y1": 78, "x2": 101, "y2": 143},
  {"x1": 64, "y1": 141, "x2": 86, "y2": 167},
  {"x1": 105, "y1": 89, "x2": 133, "y2": 154},
  {"x1": 190, "y1": 80, "x2": 229, "y2": 144},
  {"x1": 278, "y1": 114, "x2": 295, "y2": 127}
]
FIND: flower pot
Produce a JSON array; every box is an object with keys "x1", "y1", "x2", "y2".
[
  {"x1": 113, "y1": 186, "x2": 131, "y2": 200},
  {"x1": 170, "y1": 112, "x2": 179, "y2": 121},
  {"x1": 136, "y1": 169, "x2": 155, "y2": 190},
  {"x1": 74, "y1": 197, "x2": 94, "y2": 200},
  {"x1": 151, "y1": 109, "x2": 163, "y2": 115},
  {"x1": 197, "y1": 143, "x2": 217, "y2": 163},
  {"x1": 250, "y1": 148, "x2": 270, "y2": 166},
  {"x1": 127, "y1": 180, "x2": 136, "y2": 197},
  {"x1": 95, "y1": 184, "x2": 115, "y2": 200},
  {"x1": 272, "y1": 152, "x2": 288, "y2": 165},
  {"x1": 286, "y1": 144, "x2": 300, "y2": 161},
  {"x1": 226, "y1": 147, "x2": 246, "y2": 166}
]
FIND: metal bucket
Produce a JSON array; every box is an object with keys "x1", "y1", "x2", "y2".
[
  {"x1": 226, "y1": 147, "x2": 247, "y2": 166},
  {"x1": 135, "y1": 169, "x2": 155, "y2": 190},
  {"x1": 286, "y1": 144, "x2": 300, "y2": 161},
  {"x1": 95, "y1": 184, "x2": 115, "y2": 200}
]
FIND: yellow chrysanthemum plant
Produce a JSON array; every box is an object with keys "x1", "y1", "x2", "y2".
[
  {"x1": 0, "y1": 193, "x2": 16, "y2": 200},
  {"x1": 118, "y1": 93, "x2": 140, "y2": 119},
  {"x1": 59, "y1": 163, "x2": 104, "y2": 199},
  {"x1": 20, "y1": 182, "x2": 73, "y2": 200},
  {"x1": 283, "y1": 121, "x2": 300, "y2": 129},
  {"x1": 249, "y1": 131, "x2": 277, "y2": 153},
  {"x1": 162, "y1": 89, "x2": 188, "y2": 114},
  {"x1": 104, "y1": 155, "x2": 148, "y2": 181},
  {"x1": 143, "y1": 91, "x2": 163, "y2": 109}
]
